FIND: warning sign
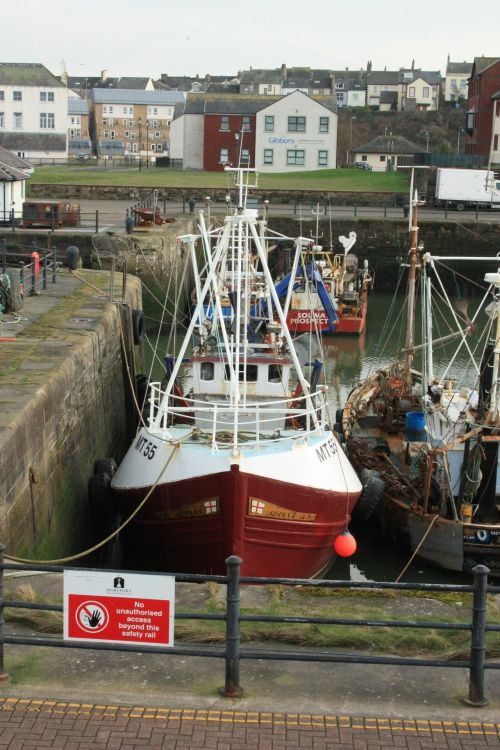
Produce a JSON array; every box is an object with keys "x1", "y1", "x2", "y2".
[{"x1": 63, "y1": 570, "x2": 175, "y2": 647}]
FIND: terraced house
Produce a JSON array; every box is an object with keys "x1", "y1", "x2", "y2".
[
  {"x1": 0, "y1": 62, "x2": 67, "y2": 160},
  {"x1": 90, "y1": 89, "x2": 185, "y2": 160}
]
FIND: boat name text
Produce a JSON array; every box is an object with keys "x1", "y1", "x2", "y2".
[
  {"x1": 134, "y1": 435, "x2": 158, "y2": 460},
  {"x1": 315, "y1": 437, "x2": 338, "y2": 463}
]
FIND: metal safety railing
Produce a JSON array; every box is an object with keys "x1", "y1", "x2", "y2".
[
  {"x1": 1, "y1": 546, "x2": 499, "y2": 705},
  {"x1": 1, "y1": 238, "x2": 58, "y2": 299}
]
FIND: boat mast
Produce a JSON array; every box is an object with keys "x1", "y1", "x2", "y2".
[{"x1": 404, "y1": 189, "x2": 420, "y2": 388}]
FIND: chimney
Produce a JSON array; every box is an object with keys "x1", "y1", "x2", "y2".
[
  {"x1": 101, "y1": 69, "x2": 108, "y2": 82},
  {"x1": 161, "y1": 73, "x2": 168, "y2": 82},
  {"x1": 281, "y1": 63, "x2": 287, "y2": 79},
  {"x1": 367, "y1": 60, "x2": 372, "y2": 74},
  {"x1": 60, "y1": 69, "x2": 68, "y2": 86},
  {"x1": 411, "y1": 59, "x2": 415, "y2": 70}
]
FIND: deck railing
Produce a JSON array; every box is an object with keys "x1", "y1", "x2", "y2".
[{"x1": 146, "y1": 384, "x2": 329, "y2": 445}]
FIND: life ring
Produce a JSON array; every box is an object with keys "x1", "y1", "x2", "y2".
[
  {"x1": 476, "y1": 529, "x2": 491, "y2": 544},
  {"x1": 132, "y1": 309, "x2": 145, "y2": 345}
]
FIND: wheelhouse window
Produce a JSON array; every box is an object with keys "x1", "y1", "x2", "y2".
[
  {"x1": 319, "y1": 117, "x2": 329, "y2": 133},
  {"x1": 220, "y1": 115, "x2": 229, "y2": 130},
  {"x1": 200, "y1": 362, "x2": 214, "y2": 381},
  {"x1": 288, "y1": 115, "x2": 306, "y2": 132},
  {"x1": 224, "y1": 364, "x2": 258, "y2": 382},
  {"x1": 268, "y1": 364, "x2": 282, "y2": 383},
  {"x1": 264, "y1": 115, "x2": 274, "y2": 132},
  {"x1": 287, "y1": 149, "x2": 305, "y2": 166},
  {"x1": 263, "y1": 148, "x2": 273, "y2": 165}
]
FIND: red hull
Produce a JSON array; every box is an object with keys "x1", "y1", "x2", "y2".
[
  {"x1": 285, "y1": 302, "x2": 367, "y2": 336},
  {"x1": 113, "y1": 466, "x2": 359, "y2": 577}
]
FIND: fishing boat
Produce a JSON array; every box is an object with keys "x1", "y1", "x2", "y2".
[
  {"x1": 110, "y1": 168, "x2": 362, "y2": 577},
  {"x1": 275, "y1": 231, "x2": 373, "y2": 336},
  {"x1": 340, "y1": 190, "x2": 500, "y2": 577}
]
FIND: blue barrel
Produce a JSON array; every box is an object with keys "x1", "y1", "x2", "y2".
[{"x1": 405, "y1": 411, "x2": 426, "y2": 441}]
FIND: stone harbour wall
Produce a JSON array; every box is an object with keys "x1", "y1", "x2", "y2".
[{"x1": 0, "y1": 271, "x2": 142, "y2": 562}]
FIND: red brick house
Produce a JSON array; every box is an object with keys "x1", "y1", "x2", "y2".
[
  {"x1": 202, "y1": 97, "x2": 279, "y2": 171},
  {"x1": 465, "y1": 56, "x2": 500, "y2": 160}
]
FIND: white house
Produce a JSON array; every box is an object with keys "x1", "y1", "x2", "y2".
[
  {"x1": 254, "y1": 90, "x2": 337, "y2": 172},
  {"x1": 0, "y1": 63, "x2": 68, "y2": 160},
  {"x1": 444, "y1": 57, "x2": 472, "y2": 103},
  {"x1": 0, "y1": 145, "x2": 32, "y2": 222}
]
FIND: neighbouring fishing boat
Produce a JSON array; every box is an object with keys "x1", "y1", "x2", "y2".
[
  {"x1": 275, "y1": 230, "x2": 373, "y2": 336},
  {"x1": 110, "y1": 168, "x2": 362, "y2": 577},
  {"x1": 340, "y1": 189, "x2": 500, "y2": 577}
]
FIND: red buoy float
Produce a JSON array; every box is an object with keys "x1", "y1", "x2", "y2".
[{"x1": 334, "y1": 530, "x2": 357, "y2": 558}]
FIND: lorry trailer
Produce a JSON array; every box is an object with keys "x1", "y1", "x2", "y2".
[{"x1": 435, "y1": 168, "x2": 500, "y2": 211}]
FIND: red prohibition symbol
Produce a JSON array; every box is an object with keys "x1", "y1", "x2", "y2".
[{"x1": 75, "y1": 601, "x2": 109, "y2": 634}]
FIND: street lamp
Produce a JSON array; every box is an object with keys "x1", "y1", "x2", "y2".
[
  {"x1": 137, "y1": 116, "x2": 142, "y2": 171},
  {"x1": 348, "y1": 115, "x2": 356, "y2": 166},
  {"x1": 457, "y1": 127, "x2": 465, "y2": 155},
  {"x1": 234, "y1": 131, "x2": 240, "y2": 165}
]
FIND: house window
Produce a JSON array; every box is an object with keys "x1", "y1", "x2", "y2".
[
  {"x1": 361, "y1": 155, "x2": 367, "y2": 161},
  {"x1": 132, "y1": 143, "x2": 138, "y2": 152},
  {"x1": 242, "y1": 115, "x2": 251, "y2": 131},
  {"x1": 13, "y1": 112, "x2": 22, "y2": 129},
  {"x1": 220, "y1": 148, "x2": 229, "y2": 164},
  {"x1": 409, "y1": 87, "x2": 415, "y2": 97},
  {"x1": 124, "y1": 131, "x2": 130, "y2": 137},
  {"x1": 287, "y1": 149, "x2": 305, "y2": 166},
  {"x1": 104, "y1": 130, "x2": 109, "y2": 139},
  {"x1": 318, "y1": 150, "x2": 328, "y2": 166},
  {"x1": 336, "y1": 82, "x2": 344, "y2": 89},
  {"x1": 496, "y1": 101, "x2": 500, "y2": 117},
  {"x1": 466, "y1": 110, "x2": 475, "y2": 134},
  {"x1": 288, "y1": 116, "x2": 306, "y2": 132},
  {"x1": 129, "y1": 120, "x2": 134, "y2": 127},
  {"x1": 264, "y1": 115, "x2": 274, "y2": 131},
  {"x1": 319, "y1": 117, "x2": 329, "y2": 133},
  {"x1": 157, "y1": 144, "x2": 162, "y2": 151},
  {"x1": 423, "y1": 87, "x2": 429, "y2": 98},
  {"x1": 241, "y1": 148, "x2": 250, "y2": 163},
  {"x1": 48, "y1": 92, "x2": 54, "y2": 102},
  {"x1": 0, "y1": 112, "x2": 4, "y2": 128},
  {"x1": 110, "y1": 131, "x2": 115, "y2": 140},
  {"x1": 47, "y1": 113, "x2": 54, "y2": 129},
  {"x1": 109, "y1": 106, "x2": 113, "y2": 113},
  {"x1": 220, "y1": 115, "x2": 229, "y2": 130},
  {"x1": 494, "y1": 134, "x2": 499, "y2": 151},
  {"x1": 13, "y1": 91, "x2": 22, "y2": 101},
  {"x1": 380, "y1": 155, "x2": 386, "y2": 161},
  {"x1": 336, "y1": 93, "x2": 343, "y2": 103},
  {"x1": 40, "y1": 92, "x2": 46, "y2": 101},
  {"x1": 40, "y1": 113, "x2": 47, "y2": 128},
  {"x1": 0, "y1": 91, "x2": 4, "y2": 100},
  {"x1": 263, "y1": 148, "x2": 273, "y2": 165}
]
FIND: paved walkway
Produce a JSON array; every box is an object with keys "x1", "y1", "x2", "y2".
[{"x1": 1, "y1": 698, "x2": 499, "y2": 749}]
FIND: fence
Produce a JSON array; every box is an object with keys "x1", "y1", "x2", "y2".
[
  {"x1": 1, "y1": 239, "x2": 59, "y2": 303},
  {"x1": 1, "y1": 547, "x2": 499, "y2": 705}
]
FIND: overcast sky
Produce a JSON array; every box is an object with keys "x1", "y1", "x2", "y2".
[{"x1": 3, "y1": 0, "x2": 499, "y2": 80}]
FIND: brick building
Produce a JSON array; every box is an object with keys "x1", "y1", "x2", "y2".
[{"x1": 465, "y1": 56, "x2": 500, "y2": 161}]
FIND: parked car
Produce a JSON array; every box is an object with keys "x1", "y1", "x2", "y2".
[{"x1": 354, "y1": 162, "x2": 372, "y2": 171}]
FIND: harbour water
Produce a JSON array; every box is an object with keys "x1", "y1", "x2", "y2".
[{"x1": 144, "y1": 290, "x2": 486, "y2": 585}]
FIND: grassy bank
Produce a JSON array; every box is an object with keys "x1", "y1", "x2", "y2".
[{"x1": 31, "y1": 166, "x2": 409, "y2": 193}]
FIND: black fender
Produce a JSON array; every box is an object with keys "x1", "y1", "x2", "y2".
[
  {"x1": 353, "y1": 468, "x2": 385, "y2": 522},
  {"x1": 132, "y1": 308, "x2": 145, "y2": 345},
  {"x1": 93, "y1": 457, "x2": 117, "y2": 477}
]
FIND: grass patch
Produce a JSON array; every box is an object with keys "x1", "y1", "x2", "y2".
[{"x1": 31, "y1": 166, "x2": 409, "y2": 193}]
